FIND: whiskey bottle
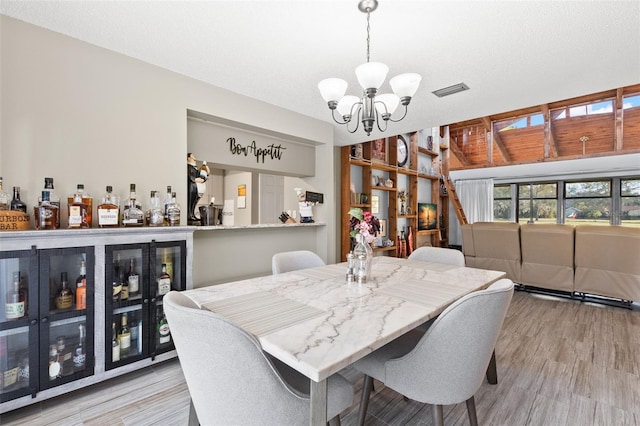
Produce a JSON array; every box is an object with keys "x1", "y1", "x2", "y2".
[
  {"x1": 125, "y1": 258, "x2": 140, "y2": 298},
  {"x1": 199, "y1": 161, "x2": 210, "y2": 180},
  {"x1": 57, "y1": 336, "x2": 74, "y2": 377},
  {"x1": 73, "y1": 324, "x2": 86, "y2": 372},
  {"x1": 161, "y1": 249, "x2": 174, "y2": 284},
  {"x1": 34, "y1": 190, "x2": 59, "y2": 230},
  {"x1": 166, "y1": 192, "x2": 181, "y2": 226},
  {"x1": 10, "y1": 186, "x2": 27, "y2": 213},
  {"x1": 75, "y1": 260, "x2": 87, "y2": 310},
  {"x1": 111, "y1": 322, "x2": 120, "y2": 362},
  {"x1": 39, "y1": 177, "x2": 61, "y2": 228},
  {"x1": 55, "y1": 272, "x2": 74, "y2": 310},
  {"x1": 48, "y1": 344, "x2": 61, "y2": 381},
  {"x1": 5, "y1": 271, "x2": 25, "y2": 320},
  {"x1": 0, "y1": 177, "x2": 10, "y2": 210},
  {"x1": 112, "y1": 253, "x2": 122, "y2": 302},
  {"x1": 146, "y1": 190, "x2": 164, "y2": 227},
  {"x1": 163, "y1": 185, "x2": 172, "y2": 224},
  {"x1": 157, "y1": 263, "x2": 171, "y2": 296},
  {"x1": 122, "y1": 184, "x2": 144, "y2": 227},
  {"x1": 157, "y1": 306, "x2": 171, "y2": 345},
  {"x1": 118, "y1": 314, "x2": 131, "y2": 357},
  {"x1": 97, "y1": 185, "x2": 120, "y2": 228},
  {"x1": 67, "y1": 184, "x2": 90, "y2": 228}
]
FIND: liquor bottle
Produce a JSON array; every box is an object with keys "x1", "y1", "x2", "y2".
[
  {"x1": 75, "y1": 260, "x2": 87, "y2": 310},
  {"x1": 57, "y1": 336, "x2": 74, "y2": 377},
  {"x1": 146, "y1": 190, "x2": 164, "y2": 227},
  {"x1": 199, "y1": 161, "x2": 210, "y2": 180},
  {"x1": 34, "y1": 190, "x2": 59, "y2": 230},
  {"x1": 157, "y1": 306, "x2": 171, "y2": 345},
  {"x1": 157, "y1": 263, "x2": 171, "y2": 296},
  {"x1": 130, "y1": 317, "x2": 139, "y2": 355},
  {"x1": 72, "y1": 324, "x2": 86, "y2": 372},
  {"x1": 6, "y1": 271, "x2": 25, "y2": 319},
  {"x1": 161, "y1": 249, "x2": 174, "y2": 284},
  {"x1": 163, "y1": 185, "x2": 172, "y2": 224},
  {"x1": 111, "y1": 322, "x2": 120, "y2": 362},
  {"x1": 55, "y1": 272, "x2": 74, "y2": 310},
  {"x1": 122, "y1": 184, "x2": 144, "y2": 227},
  {"x1": 48, "y1": 344, "x2": 61, "y2": 380},
  {"x1": 10, "y1": 186, "x2": 27, "y2": 213},
  {"x1": 0, "y1": 177, "x2": 10, "y2": 210},
  {"x1": 39, "y1": 177, "x2": 61, "y2": 228},
  {"x1": 125, "y1": 258, "x2": 139, "y2": 298},
  {"x1": 97, "y1": 185, "x2": 120, "y2": 228},
  {"x1": 67, "y1": 184, "x2": 90, "y2": 228},
  {"x1": 118, "y1": 314, "x2": 131, "y2": 357},
  {"x1": 166, "y1": 192, "x2": 181, "y2": 226},
  {"x1": 112, "y1": 253, "x2": 122, "y2": 302}
]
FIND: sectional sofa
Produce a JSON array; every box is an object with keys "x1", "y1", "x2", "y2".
[{"x1": 461, "y1": 222, "x2": 640, "y2": 303}]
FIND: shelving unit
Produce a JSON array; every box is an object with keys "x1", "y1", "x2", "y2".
[{"x1": 340, "y1": 128, "x2": 450, "y2": 261}]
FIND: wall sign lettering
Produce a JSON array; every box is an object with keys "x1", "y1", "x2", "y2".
[{"x1": 228, "y1": 137, "x2": 286, "y2": 163}]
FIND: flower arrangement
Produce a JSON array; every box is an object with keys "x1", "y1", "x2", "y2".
[{"x1": 348, "y1": 207, "x2": 380, "y2": 244}]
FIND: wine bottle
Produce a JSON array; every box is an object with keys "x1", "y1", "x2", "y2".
[
  {"x1": 10, "y1": 186, "x2": 27, "y2": 213},
  {"x1": 126, "y1": 258, "x2": 139, "y2": 298},
  {"x1": 157, "y1": 306, "x2": 171, "y2": 345},
  {"x1": 0, "y1": 177, "x2": 9, "y2": 210},
  {"x1": 73, "y1": 324, "x2": 86, "y2": 372},
  {"x1": 75, "y1": 260, "x2": 87, "y2": 310},
  {"x1": 157, "y1": 263, "x2": 171, "y2": 296},
  {"x1": 5, "y1": 271, "x2": 25, "y2": 319},
  {"x1": 34, "y1": 190, "x2": 59, "y2": 230},
  {"x1": 118, "y1": 314, "x2": 131, "y2": 356},
  {"x1": 97, "y1": 185, "x2": 120, "y2": 228},
  {"x1": 55, "y1": 272, "x2": 74, "y2": 310},
  {"x1": 111, "y1": 322, "x2": 120, "y2": 362}
]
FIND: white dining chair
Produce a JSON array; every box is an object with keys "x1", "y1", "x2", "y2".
[
  {"x1": 408, "y1": 246, "x2": 465, "y2": 266},
  {"x1": 353, "y1": 279, "x2": 514, "y2": 426},
  {"x1": 164, "y1": 291, "x2": 354, "y2": 425},
  {"x1": 272, "y1": 250, "x2": 325, "y2": 275}
]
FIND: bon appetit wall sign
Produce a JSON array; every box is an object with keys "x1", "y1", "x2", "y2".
[{"x1": 228, "y1": 137, "x2": 286, "y2": 163}]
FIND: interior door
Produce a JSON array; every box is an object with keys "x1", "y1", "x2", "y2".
[{"x1": 259, "y1": 174, "x2": 284, "y2": 224}]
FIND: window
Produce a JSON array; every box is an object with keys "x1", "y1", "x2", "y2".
[
  {"x1": 622, "y1": 94, "x2": 640, "y2": 110},
  {"x1": 621, "y1": 178, "x2": 640, "y2": 227},
  {"x1": 493, "y1": 185, "x2": 512, "y2": 221},
  {"x1": 517, "y1": 183, "x2": 557, "y2": 224},
  {"x1": 553, "y1": 100, "x2": 614, "y2": 119},
  {"x1": 495, "y1": 113, "x2": 544, "y2": 132},
  {"x1": 564, "y1": 180, "x2": 611, "y2": 225}
]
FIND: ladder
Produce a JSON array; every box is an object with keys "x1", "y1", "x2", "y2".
[{"x1": 442, "y1": 177, "x2": 468, "y2": 225}]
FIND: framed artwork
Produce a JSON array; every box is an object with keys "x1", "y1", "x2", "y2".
[
  {"x1": 372, "y1": 138, "x2": 388, "y2": 163},
  {"x1": 379, "y1": 219, "x2": 387, "y2": 237},
  {"x1": 418, "y1": 203, "x2": 438, "y2": 230},
  {"x1": 371, "y1": 195, "x2": 380, "y2": 214},
  {"x1": 350, "y1": 143, "x2": 363, "y2": 159},
  {"x1": 397, "y1": 135, "x2": 409, "y2": 167}
]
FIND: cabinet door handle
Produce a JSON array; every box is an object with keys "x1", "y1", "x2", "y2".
[
  {"x1": 41, "y1": 317, "x2": 48, "y2": 323},
  {"x1": 143, "y1": 299, "x2": 149, "y2": 304},
  {"x1": 30, "y1": 319, "x2": 38, "y2": 325}
]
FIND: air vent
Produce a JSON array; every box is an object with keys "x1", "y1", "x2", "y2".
[{"x1": 432, "y1": 83, "x2": 470, "y2": 98}]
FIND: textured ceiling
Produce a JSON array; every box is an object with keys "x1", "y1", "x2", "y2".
[{"x1": 2, "y1": 0, "x2": 639, "y2": 146}]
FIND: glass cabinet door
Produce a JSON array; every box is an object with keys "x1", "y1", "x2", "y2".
[
  {"x1": 38, "y1": 247, "x2": 94, "y2": 390},
  {"x1": 105, "y1": 244, "x2": 149, "y2": 370},
  {"x1": 0, "y1": 249, "x2": 38, "y2": 403},
  {"x1": 150, "y1": 241, "x2": 186, "y2": 359}
]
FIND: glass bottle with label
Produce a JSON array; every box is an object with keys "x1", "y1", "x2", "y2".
[
  {"x1": 97, "y1": 185, "x2": 120, "y2": 228},
  {"x1": 157, "y1": 263, "x2": 171, "y2": 296},
  {"x1": 118, "y1": 314, "x2": 131, "y2": 357},
  {"x1": 6, "y1": 271, "x2": 26, "y2": 320},
  {"x1": 125, "y1": 258, "x2": 139, "y2": 298},
  {"x1": 34, "y1": 190, "x2": 59, "y2": 230},
  {"x1": 67, "y1": 184, "x2": 90, "y2": 228},
  {"x1": 73, "y1": 324, "x2": 86, "y2": 373},
  {"x1": 146, "y1": 190, "x2": 164, "y2": 227},
  {"x1": 166, "y1": 192, "x2": 181, "y2": 226},
  {"x1": 48, "y1": 344, "x2": 61, "y2": 381},
  {"x1": 75, "y1": 260, "x2": 87, "y2": 310},
  {"x1": 157, "y1": 306, "x2": 171, "y2": 345},
  {"x1": 55, "y1": 272, "x2": 74, "y2": 310},
  {"x1": 111, "y1": 322, "x2": 120, "y2": 362},
  {"x1": 39, "y1": 177, "x2": 60, "y2": 228},
  {"x1": 57, "y1": 336, "x2": 74, "y2": 377},
  {"x1": 122, "y1": 184, "x2": 144, "y2": 227},
  {"x1": 163, "y1": 185, "x2": 172, "y2": 224},
  {"x1": 112, "y1": 253, "x2": 122, "y2": 302},
  {"x1": 161, "y1": 249, "x2": 174, "y2": 284},
  {"x1": 0, "y1": 177, "x2": 9, "y2": 210},
  {"x1": 10, "y1": 186, "x2": 27, "y2": 213}
]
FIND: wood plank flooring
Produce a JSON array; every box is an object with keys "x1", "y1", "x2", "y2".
[{"x1": 2, "y1": 291, "x2": 639, "y2": 425}]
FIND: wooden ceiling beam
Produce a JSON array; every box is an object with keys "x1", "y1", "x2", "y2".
[
  {"x1": 481, "y1": 116, "x2": 511, "y2": 162},
  {"x1": 541, "y1": 104, "x2": 559, "y2": 158},
  {"x1": 616, "y1": 87, "x2": 624, "y2": 151},
  {"x1": 449, "y1": 137, "x2": 471, "y2": 166}
]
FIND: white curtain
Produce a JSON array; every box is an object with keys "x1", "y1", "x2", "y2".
[{"x1": 451, "y1": 179, "x2": 494, "y2": 245}]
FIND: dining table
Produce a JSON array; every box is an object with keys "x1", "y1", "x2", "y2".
[{"x1": 181, "y1": 256, "x2": 506, "y2": 425}]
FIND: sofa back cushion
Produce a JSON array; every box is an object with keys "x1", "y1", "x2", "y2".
[
  {"x1": 520, "y1": 224, "x2": 575, "y2": 292},
  {"x1": 461, "y1": 224, "x2": 476, "y2": 267},
  {"x1": 471, "y1": 222, "x2": 521, "y2": 282}
]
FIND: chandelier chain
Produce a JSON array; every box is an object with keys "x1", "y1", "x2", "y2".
[{"x1": 366, "y1": 8, "x2": 371, "y2": 63}]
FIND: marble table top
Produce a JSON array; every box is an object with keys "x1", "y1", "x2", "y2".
[{"x1": 182, "y1": 256, "x2": 506, "y2": 382}]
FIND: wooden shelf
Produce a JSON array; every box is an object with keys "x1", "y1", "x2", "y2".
[
  {"x1": 350, "y1": 203, "x2": 370, "y2": 208},
  {"x1": 371, "y1": 162, "x2": 397, "y2": 172},
  {"x1": 397, "y1": 215, "x2": 417, "y2": 219},
  {"x1": 417, "y1": 229, "x2": 440, "y2": 236},
  {"x1": 418, "y1": 147, "x2": 439, "y2": 156},
  {"x1": 349, "y1": 157, "x2": 371, "y2": 166},
  {"x1": 418, "y1": 173, "x2": 439, "y2": 181},
  {"x1": 373, "y1": 246, "x2": 396, "y2": 253},
  {"x1": 371, "y1": 186, "x2": 397, "y2": 192},
  {"x1": 397, "y1": 168, "x2": 417, "y2": 176}
]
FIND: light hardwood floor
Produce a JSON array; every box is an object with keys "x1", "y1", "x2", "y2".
[{"x1": 2, "y1": 291, "x2": 639, "y2": 425}]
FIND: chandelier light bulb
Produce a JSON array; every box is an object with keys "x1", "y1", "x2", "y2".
[
  {"x1": 337, "y1": 95, "x2": 361, "y2": 118},
  {"x1": 390, "y1": 73, "x2": 422, "y2": 104},
  {"x1": 318, "y1": 78, "x2": 348, "y2": 104},
  {"x1": 374, "y1": 94, "x2": 400, "y2": 117},
  {"x1": 355, "y1": 62, "x2": 389, "y2": 92}
]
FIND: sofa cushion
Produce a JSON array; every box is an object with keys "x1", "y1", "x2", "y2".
[
  {"x1": 520, "y1": 224, "x2": 575, "y2": 292},
  {"x1": 470, "y1": 222, "x2": 521, "y2": 282}
]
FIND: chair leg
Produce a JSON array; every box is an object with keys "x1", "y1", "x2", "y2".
[
  {"x1": 466, "y1": 396, "x2": 478, "y2": 426},
  {"x1": 432, "y1": 404, "x2": 444, "y2": 426},
  {"x1": 486, "y1": 349, "x2": 498, "y2": 384},
  {"x1": 357, "y1": 375, "x2": 374, "y2": 426}
]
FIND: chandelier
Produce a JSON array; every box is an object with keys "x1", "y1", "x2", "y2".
[{"x1": 318, "y1": 0, "x2": 421, "y2": 136}]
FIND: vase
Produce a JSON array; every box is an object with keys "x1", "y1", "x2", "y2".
[{"x1": 353, "y1": 233, "x2": 373, "y2": 280}]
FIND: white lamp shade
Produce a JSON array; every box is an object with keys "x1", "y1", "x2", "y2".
[
  {"x1": 318, "y1": 78, "x2": 348, "y2": 102},
  {"x1": 374, "y1": 93, "x2": 400, "y2": 116},
  {"x1": 337, "y1": 95, "x2": 361, "y2": 117},
  {"x1": 390, "y1": 73, "x2": 422, "y2": 98},
  {"x1": 355, "y1": 62, "x2": 389, "y2": 90}
]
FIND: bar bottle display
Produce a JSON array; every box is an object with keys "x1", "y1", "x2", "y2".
[
  {"x1": 34, "y1": 191, "x2": 59, "y2": 230},
  {"x1": 67, "y1": 184, "x2": 91, "y2": 228},
  {"x1": 55, "y1": 272, "x2": 74, "y2": 310},
  {"x1": 75, "y1": 260, "x2": 87, "y2": 310},
  {"x1": 5, "y1": 271, "x2": 26, "y2": 320},
  {"x1": 40, "y1": 177, "x2": 61, "y2": 228},
  {"x1": 10, "y1": 186, "x2": 27, "y2": 213},
  {"x1": 97, "y1": 185, "x2": 120, "y2": 228},
  {"x1": 122, "y1": 184, "x2": 144, "y2": 227},
  {"x1": 146, "y1": 190, "x2": 164, "y2": 226}
]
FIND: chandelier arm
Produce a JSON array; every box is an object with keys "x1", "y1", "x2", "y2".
[
  {"x1": 387, "y1": 104, "x2": 409, "y2": 123},
  {"x1": 375, "y1": 108, "x2": 388, "y2": 133},
  {"x1": 346, "y1": 105, "x2": 362, "y2": 134},
  {"x1": 330, "y1": 109, "x2": 351, "y2": 125}
]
